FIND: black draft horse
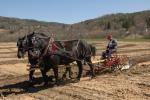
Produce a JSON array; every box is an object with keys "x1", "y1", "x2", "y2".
[
  {"x1": 17, "y1": 33, "x2": 74, "y2": 84},
  {"x1": 17, "y1": 32, "x2": 96, "y2": 85},
  {"x1": 17, "y1": 34, "x2": 42, "y2": 83}
]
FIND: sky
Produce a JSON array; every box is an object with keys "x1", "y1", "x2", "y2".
[{"x1": 0, "y1": 0, "x2": 150, "y2": 24}]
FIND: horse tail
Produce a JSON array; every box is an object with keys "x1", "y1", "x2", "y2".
[{"x1": 90, "y1": 44, "x2": 96, "y2": 57}]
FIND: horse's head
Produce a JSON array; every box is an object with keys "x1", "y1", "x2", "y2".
[
  {"x1": 17, "y1": 36, "x2": 28, "y2": 58},
  {"x1": 27, "y1": 32, "x2": 47, "y2": 59}
]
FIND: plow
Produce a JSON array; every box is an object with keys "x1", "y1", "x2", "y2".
[{"x1": 93, "y1": 54, "x2": 131, "y2": 74}]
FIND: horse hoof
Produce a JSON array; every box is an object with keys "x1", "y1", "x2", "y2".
[
  {"x1": 55, "y1": 83, "x2": 59, "y2": 86},
  {"x1": 43, "y1": 82, "x2": 48, "y2": 86},
  {"x1": 91, "y1": 75, "x2": 96, "y2": 79},
  {"x1": 54, "y1": 81, "x2": 60, "y2": 86},
  {"x1": 74, "y1": 79, "x2": 80, "y2": 83},
  {"x1": 69, "y1": 76, "x2": 73, "y2": 79},
  {"x1": 32, "y1": 77, "x2": 36, "y2": 80},
  {"x1": 62, "y1": 77, "x2": 67, "y2": 80},
  {"x1": 49, "y1": 76, "x2": 55, "y2": 82},
  {"x1": 76, "y1": 77, "x2": 80, "y2": 81},
  {"x1": 29, "y1": 80, "x2": 33, "y2": 83},
  {"x1": 28, "y1": 79, "x2": 35, "y2": 85},
  {"x1": 28, "y1": 83, "x2": 34, "y2": 87}
]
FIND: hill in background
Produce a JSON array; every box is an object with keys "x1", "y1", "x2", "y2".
[{"x1": 0, "y1": 10, "x2": 150, "y2": 41}]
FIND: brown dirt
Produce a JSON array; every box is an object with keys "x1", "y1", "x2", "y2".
[{"x1": 0, "y1": 41, "x2": 150, "y2": 100}]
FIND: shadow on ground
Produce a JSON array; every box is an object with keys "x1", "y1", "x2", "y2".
[{"x1": 0, "y1": 76, "x2": 79, "y2": 97}]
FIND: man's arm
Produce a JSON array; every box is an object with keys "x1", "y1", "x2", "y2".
[{"x1": 112, "y1": 39, "x2": 117, "y2": 47}]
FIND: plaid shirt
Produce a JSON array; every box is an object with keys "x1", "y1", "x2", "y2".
[{"x1": 107, "y1": 38, "x2": 117, "y2": 50}]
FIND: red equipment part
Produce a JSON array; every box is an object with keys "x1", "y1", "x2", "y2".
[{"x1": 93, "y1": 54, "x2": 129, "y2": 73}]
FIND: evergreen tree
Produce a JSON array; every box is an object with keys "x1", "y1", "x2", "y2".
[
  {"x1": 106, "y1": 21, "x2": 111, "y2": 29},
  {"x1": 146, "y1": 17, "x2": 150, "y2": 28},
  {"x1": 122, "y1": 17, "x2": 134, "y2": 31}
]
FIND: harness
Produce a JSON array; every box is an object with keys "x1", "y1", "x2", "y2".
[
  {"x1": 45, "y1": 39, "x2": 94, "y2": 64},
  {"x1": 28, "y1": 36, "x2": 95, "y2": 67}
]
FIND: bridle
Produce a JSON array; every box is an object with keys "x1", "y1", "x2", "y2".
[
  {"x1": 18, "y1": 33, "x2": 51, "y2": 59},
  {"x1": 17, "y1": 35, "x2": 34, "y2": 56}
]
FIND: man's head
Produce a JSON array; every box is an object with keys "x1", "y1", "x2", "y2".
[{"x1": 106, "y1": 34, "x2": 112, "y2": 40}]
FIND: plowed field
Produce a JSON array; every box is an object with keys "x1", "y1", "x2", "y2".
[{"x1": 0, "y1": 41, "x2": 150, "y2": 100}]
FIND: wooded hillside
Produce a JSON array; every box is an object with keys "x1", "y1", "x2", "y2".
[{"x1": 0, "y1": 10, "x2": 150, "y2": 41}]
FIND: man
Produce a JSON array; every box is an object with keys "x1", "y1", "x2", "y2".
[{"x1": 102, "y1": 34, "x2": 117, "y2": 59}]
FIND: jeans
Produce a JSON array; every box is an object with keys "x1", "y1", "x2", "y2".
[{"x1": 101, "y1": 49, "x2": 116, "y2": 59}]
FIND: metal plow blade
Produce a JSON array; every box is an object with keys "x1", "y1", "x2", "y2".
[{"x1": 121, "y1": 61, "x2": 131, "y2": 70}]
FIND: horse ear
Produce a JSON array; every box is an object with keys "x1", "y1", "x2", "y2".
[{"x1": 24, "y1": 33, "x2": 27, "y2": 40}]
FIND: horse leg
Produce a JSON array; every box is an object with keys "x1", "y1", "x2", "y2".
[
  {"x1": 62, "y1": 67, "x2": 68, "y2": 79},
  {"x1": 62, "y1": 65, "x2": 73, "y2": 79},
  {"x1": 53, "y1": 66, "x2": 59, "y2": 85},
  {"x1": 86, "y1": 57, "x2": 95, "y2": 78},
  {"x1": 29, "y1": 70, "x2": 35, "y2": 83},
  {"x1": 41, "y1": 69, "x2": 48, "y2": 86},
  {"x1": 68, "y1": 66, "x2": 73, "y2": 79},
  {"x1": 76, "y1": 61, "x2": 83, "y2": 80}
]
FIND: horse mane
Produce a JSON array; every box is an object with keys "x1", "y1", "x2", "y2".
[
  {"x1": 34, "y1": 32, "x2": 47, "y2": 37},
  {"x1": 25, "y1": 32, "x2": 48, "y2": 39}
]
